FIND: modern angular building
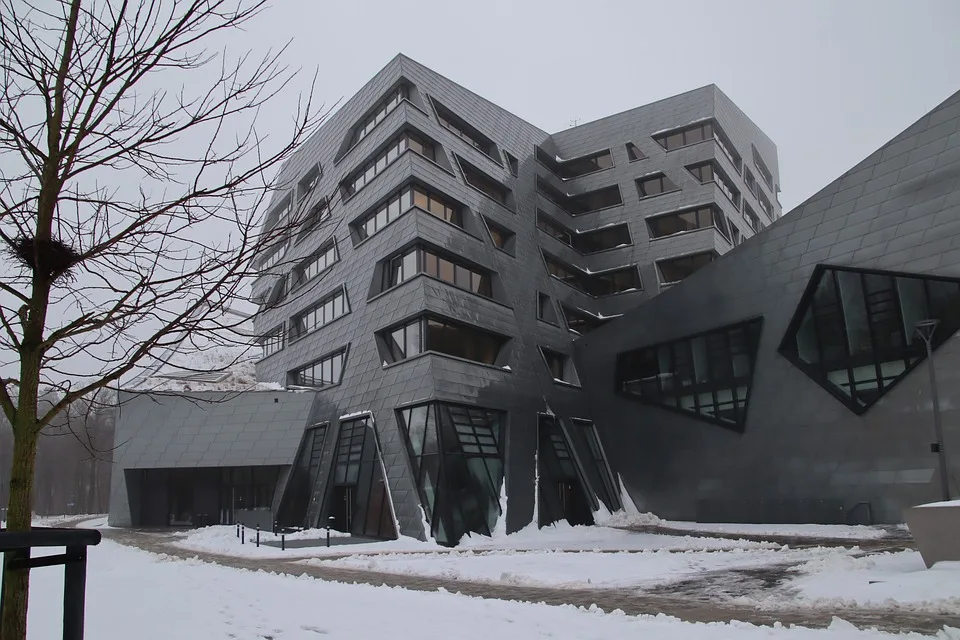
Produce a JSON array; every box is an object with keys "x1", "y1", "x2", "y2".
[{"x1": 110, "y1": 53, "x2": 959, "y2": 542}]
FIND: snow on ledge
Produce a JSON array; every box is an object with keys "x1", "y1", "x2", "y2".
[{"x1": 915, "y1": 499, "x2": 960, "y2": 508}]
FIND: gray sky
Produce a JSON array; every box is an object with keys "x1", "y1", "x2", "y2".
[{"x1": 247, "y1": 0, "x2": 960, "y2": 211}]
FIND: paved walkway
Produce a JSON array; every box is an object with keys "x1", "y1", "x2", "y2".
[{"x1": 98, "y1": 528, "x2": 958, "y2": 635}]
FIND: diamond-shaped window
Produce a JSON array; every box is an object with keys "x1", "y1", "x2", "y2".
[
  {"x1": 615, "y1": 317, "x2": 763, "y2": 431},
  {"x1": 779, "y1": 265, "x2": 960, "y2": 414}
]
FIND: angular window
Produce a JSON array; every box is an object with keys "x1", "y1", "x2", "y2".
[
  {"x1": 381, "y1": 316, "x2": 507, "y2": 366},
  {"x1": 657, "y1": 251, "x2": 717, "y2": 286},
  {"x1": 398, "y1": 402, "x2": 505, "y2": 546},
  {"x1": 636, "y1": 173, "x2": 680, "y2": 198},
  {"x1": 655, "y1": 120, "x2": 742, "y2": 172},
  {"x1": 779, "y1": 266, "x2": 960, "y2": 414},
  {"x1": 258, "y1": 242, "x2": 286, "y2": 272},
  {"x1": 544, "y1": 253, "x2": 641, "y2": 297},
  {"x1": 322, "y1": 416, "x2": 396, "y2": 539},
  {"x1": 561, "y1": 305, "x2": 611, "y2": 336},
  {"x1": 626, "y1": 142, "x2": 646, "y2": 162},
  {"x1": 353, "y1": 184, "x2": 462, "y2": 243},
  {"x1": 744, "y1": 204, "x2": 762, "y2": 234},
  {"x1": 290, "y1": 348, "x2": 347, "y2": 387},
  {"x1": 573, "y1": 418, "x2": 620, "y2": 512},
  {"x1": 537, "y1": 292, "x2": 558, "y2": 324},
  {"x1": 482, "y1": 216, "x2": 515, "y2": 253},
  {"x1": 752, "y1": 145, "x2": 774, "y2": 191},
  {"x1": 536, "y1": 178, "x2": 622, "y2": 215},
  {"x1": 297, "y1": 164, "x2": 322, "y2": 201},
  {"x1": 350, "y1": 83, "x2": 409, "y2": 146},
  {"x1": 291, "y1": 286, "x2": 349, "y2": 340},
  {"x1": 381, "y1": 245, "x2": 493, "y2": 298},
  {"x1": 263, "y1": 195, "x2": 293, "y2": 232},
  {"x1": 539, "y1": 346, "x2": 580, "y2": 385},
  {"x1": 744, "y1": 167, "x2": 758, "y2": 197},
  {"x1": 756, "y1": 189, "x2": 774, "y2": 221},
  {"x1": 458, "y1": 156, "x2": 511, "y2": 207},
  {"x1": 536, "y1": 147, "x2": 614, "y2": 180},
  {"x1": 687, "y1": 161, "x2": 740, "y2": 209},
  {"x1": 260, "y1": 325, "x2": 284, "y2": 358},
  {"x1": 343, "y1": 131, "x2": 438, "y2": 197},
  {"x1": 275, "y1": 423, "x2": 328, "y2": 528},
  {"x1": 537, "y1": 415, "x2": 593, "y2": 527},
  {"x1": 503, "y1": 150, "x2": 519, "y2": 176},
  {"x1": 432, "y1": 98, "x2": 499, "y2": 161},
  {"x1": 731, "y1": 226, "x2": 742, "y2": 246},
  {"x1": 647, "y1": 204, "x2": 730, "y2": 242},
  {"x1": 616, "y1": 317, "x2": 763, "y2": 430},
  {"x1": 536, "y1": 210, "x2": 630, "y2": 254},
  {"x1": 292, "y1": 240, "x2": 338, "y2": 289},
  {"x1": 297, "y1": 198, "x2": 331, "y2": 241}
]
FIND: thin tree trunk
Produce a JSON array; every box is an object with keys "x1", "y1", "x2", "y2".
[{"x1": 1, "y1": 426, "x2": 39, "y2": 640}]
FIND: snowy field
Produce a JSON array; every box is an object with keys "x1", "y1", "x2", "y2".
[{"x1": 25, "y1": 538, "x2": 960, "y2": 639}]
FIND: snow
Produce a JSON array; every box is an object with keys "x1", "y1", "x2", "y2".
[
  {"x1": 27, "y1": 539, "x2": 944, "y2": 640},
  {"x1": 774, "y1": 551, "x2": 960, "y2": 614},
  {"x1": 316, "y1": 546, "x2": 855, "y2": 590},
  {"x1": 663, "y1": 521, "x2": 893, "y2": 541},
  {"x1": 916, "y1": 499, "x2": 960, "y2": 508},
  {"x1": 125, "y1": 344, "x2": 283, "y2": 392},
  {"x1": 340, "y1": 410, "x2": 372, "y2": 420}
]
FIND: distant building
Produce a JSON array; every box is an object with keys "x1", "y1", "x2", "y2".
[{"x1": 111, "y1": 55, "x2": 959, "y2": 542}]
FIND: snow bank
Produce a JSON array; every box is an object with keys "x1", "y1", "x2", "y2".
[{"x1": 663, "y1": 521, "x2": 892, "y2": 541}]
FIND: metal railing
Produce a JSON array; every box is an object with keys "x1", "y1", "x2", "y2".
[{"x1": 0, "y1": 527, "x2": 102, "y2": 640}]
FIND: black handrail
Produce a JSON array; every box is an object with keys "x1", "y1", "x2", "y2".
[{"x1": 0, "y1": 527, "x2": 102, "y2": 640}]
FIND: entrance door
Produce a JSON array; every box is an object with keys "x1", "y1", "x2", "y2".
[
  {"x1": 168, "y1": 476, "x2": 194, "y2": 527},
  {"x1": 330, "y1": 486, "x2": 355, "y2": 532},
  {"x1": 557, "y1": 480, "x2": 592, "y2": 526}
]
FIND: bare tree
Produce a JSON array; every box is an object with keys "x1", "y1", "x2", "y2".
[{"x1": 0, "y1": 1, "x2": 326, "y2": 636}]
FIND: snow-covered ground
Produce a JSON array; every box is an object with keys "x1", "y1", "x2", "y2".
[
  {"x1": 25, "y1": 539, "x2": 957, "y2": 639},
  {"x1": 661, "y1": 521, "x2": 894, "y2": 540}
]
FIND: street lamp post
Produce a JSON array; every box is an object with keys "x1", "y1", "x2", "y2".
[{"x1": 914, "y1": 319, "x2": 951, "y2": 502}]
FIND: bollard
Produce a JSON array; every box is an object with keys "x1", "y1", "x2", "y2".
[
  {"x1": 281, "y1": 533, "x2": 285, "y2": 551},
  {"x1": 241, "y1": 524, "x2": 245, "y2": 545},
  {"x1": 256, "y1": 524, "x2": 260, "y2": 548},
  {"x1": 326, "y1": 515, "x2": 335, "y2": 548},
  {"x1": 236, "y1": 522, "x2": 239, "y2": 538}
]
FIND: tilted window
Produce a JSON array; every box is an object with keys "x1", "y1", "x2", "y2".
[
  {"x1": 544, "y1": 253, "x2": 641, "y2": 297},
  {"x1": 260, "y1": 325, "x2": 284, "y2": 358},
  {"x1": 536, "y1": 178, "x2": 622, "y2": 215},
  {"x1": 292, "y1": 240, "x2": 338, "y2": 289},
  {"x1": 562, "y1": 305, "x2": 611, "y2": 336},
  {"x1": 432, "y1": 99, "x2": 498, "y2": 161},
  {"x1": 539, "y1": 346, "x2": 580, "y2": 385},
  {"x1": 351, "y1": 84, "x2": 409, "y2": 146},
  {"x1": 537, "y1": 210, "x2": 630, "y2": 254},
  {"x1": 687, "y1": 161, "x2": 740, "y2": 209},
  {"x1": 290, "y1": 348, "x2": 347, "y2": 387},
  {"x1": 657, "y1": 251, "x2": 717, "y2": 286},
  {"x1": 343, "y1": 131, "x2": 437, "y2": 197},
  {"x1": 459, "y1": 156, "x2": 511, "y2": 206},
  {"x1": 382, "y1": 315, "x2": 507, "y2": 366},
  {"x1": 779, "y1": 266, "x2": 960, "y2": 414},
  {"x1": 636, "y1": 173, "x2": 679, "y2": 198},
  {"x1": 290, "y1": 286, "x2": 349, "y2": 339},
  {"x1": 626, "y1": 142, "x2": 646, "y2": 162},
  {"x1": 654, "y1": 119, "x2": 742, "y2": 172},
  {"x1": 536, "y1": 147, "x2": 614, "y2": 180},
  {"x1": 647, "y1": 204, "x2": 730, "y2": 242},
  {"x1": 616, "y1": 317, "x2": 763, "y2": 430},
  {"x1": 752, "y1": 145, "x2": 774, "y2": 191},
  {"x1": 744, "y1": 204, "x2": 762, "y2": 234}
]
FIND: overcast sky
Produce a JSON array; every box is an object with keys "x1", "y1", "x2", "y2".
[{"x1": 246, "y1": 0, "x2": 960, "y2": 212}]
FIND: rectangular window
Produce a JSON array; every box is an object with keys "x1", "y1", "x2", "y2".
[
  {"x1": 351, "y1": 84, "x2": 409, "y2": 146},
  {"x1": 260, "y1": 325, "x2": 284, "y2": 358},
  {"x1": 544, "y1": 253, "x2": 642, "y2": 297},
  {"x1": 354, "y1": 184, "x2": 462, "y2": 242},
  {"x1": 292, "y1": 240, "x2": 338, "y2": 288},
  {"x1": 636, "y1": 173, "x2": 679, "y2": 198},
  {"x1": 382, "y1": 316, "x2": 507, "y2": 366},
  {"x1": 537, "y1": 293, "x2": 551, "y2": 321},
  {"x1": 343, "y1": 131, "x2": 437, "y2": 197},
  {"x1": 290, "y1": 348, "x2": 347, "y2": 387},
  {"x1": 380, "y1": 245, "x2": 493, "y2": 298},
  {"x1": 258, "y1": 243, "x2": 286, "y2": 271},
  {"x1": 536, "y1": 178, "x2": 622, "y2": 215},
  {"x1": 657, "y1": 251, "x2": 718, "y2": 285},
  {"x1": 459, "y1": 157, "x2": 511, "y2": 206},
  {"x1": 647, "y1": 204, "x2": 730, "y2": 241},
  {"x1": 291, "y1": 286, "x2": 349, "y2": 339},
  {"x1": 432, "y1": 99, "x2": 498, "y2": 160}
]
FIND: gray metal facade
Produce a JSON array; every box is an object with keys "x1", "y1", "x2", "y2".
[
  {"x1": 110, "y1": 54, "x2": 786, "y2": 536},
  {"x1": 577, "y1": 89, "x2": 960, "y2": 525}
]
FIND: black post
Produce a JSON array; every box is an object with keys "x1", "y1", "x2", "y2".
[
  {"x1": 326, "y1": 516, "x2": 333, "y2": 548},
  {"x1": 281, "y1": 534, "x2": 285, "y2": 551},
  {"x1": 241, "y1": 524, "x2": 245, "y2": 545},
  {"x1": 236, "y1": 522, "x2": 239, "y2": 538},
  {"x1": 62, "y1": 546, "x2": 87, "y2": 640},
  {"x1": 256, "y1": 524, "x2": 260, "y2": 548}
]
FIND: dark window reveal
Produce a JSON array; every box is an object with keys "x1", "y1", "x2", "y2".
[
  {"x1": 657, "y1": 251, "x2": 718, "y2": 285},
  {"x1": 654, "y1": 119, "x2": 742, "y2": 172},
  {"x1": 537, "y1": 211, "x2": 630, "y2": 254},
  {"x1": 626, "y1": 142, "x2": 646, "y2": 162},
  {"x1": 432, "y1": 99, "x2": 498, "y2": 160},
  {"x1": 383, "y1": 316, "x2": 507, "y2": 366},
  {"x1": 616, "y1": 318, "x2": 763, "y2": 430},
  {"x1": 537, "y1": 147, "x2": 614, "y2": 180},
  {"x1": 647, "y1": 205, "x2": 730, "y2": 241},
  {"x1": 351, "y1": 84, "x2": 409, "y2": 146},
  {"x1": 343, "y1": 131, "x2": 437, "y2": 197},
  {"x1": 536, "y1": 178, "x2": 622, "y2": 215},
  {"x1": 687, "y1": 161, "x2": 740, "y2": 209},
  {"x1": 381, "y1": 245, "x2": 493, "y2": 298},
  {"x1": 545, "y1": 253, "x2": 642, "y2": 297},
  {"x1": 636, "y1": 173, "x2": 680, "y2": 198},
  {"x1": 561, "y1": 305, "x2": 610, "y2": 336},
  {"x1": 459, "y1": 157, "x2": 511, "y2": 206},
  {"x1": 290, "y1": 348, "x2": 346, "y2": 387}
]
